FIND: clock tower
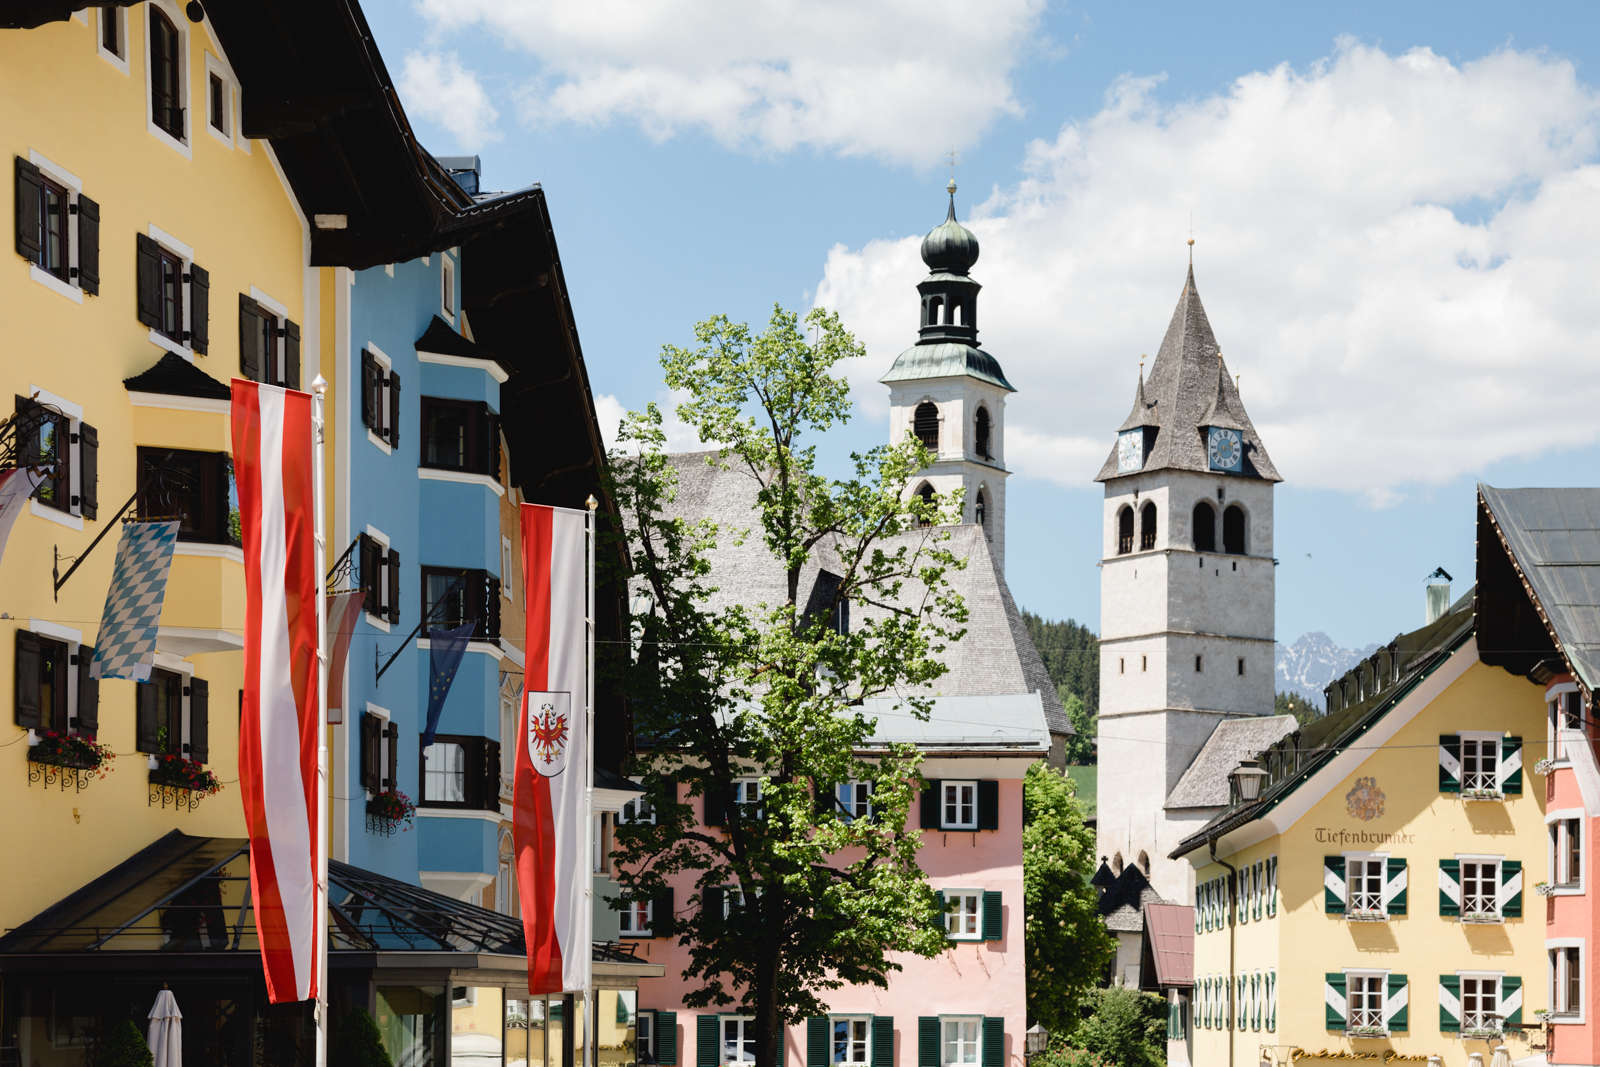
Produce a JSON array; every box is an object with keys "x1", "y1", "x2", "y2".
[{"x1": 1093, "y1": 262, "x2": 1282, "y2": 903}]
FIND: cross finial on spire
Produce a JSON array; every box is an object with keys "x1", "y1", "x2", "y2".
[{"x1": 1139, "y1": 353, "x2": 1146, "y2": 377}]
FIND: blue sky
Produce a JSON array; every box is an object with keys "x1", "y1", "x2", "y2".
[{"x1": 366, "y1": 0, "x2": 1600, "y2": 653}]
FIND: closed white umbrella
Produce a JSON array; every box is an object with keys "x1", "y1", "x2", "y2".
[
  {"x1": 147, "y1": 988, "x2": 182, "y2": 1067},
  {"x1": 1491, "y1": 1046, "x2": 1512, "y2": 1067}
]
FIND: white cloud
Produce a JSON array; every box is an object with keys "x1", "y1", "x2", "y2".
[
  {"x1": 397, "y1": 50, "x2": 503, "y2": 149},
  {"x1": 414, "y1": 0, "x2": 1045, "y2": 166},
  {"x1": 815, "y1": 41, "x2": 1600, "y2": 495},
  {"x1": 593, "y1": 389, "x2": 709, "y2": 455}
]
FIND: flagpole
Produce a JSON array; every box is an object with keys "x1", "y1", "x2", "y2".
[
  {"x1": 311, "y1": 377, "x2": 331, "y2": 1067},
  {"x1": 583, "y1": 494, "x2": 598, "y2": 1067}
]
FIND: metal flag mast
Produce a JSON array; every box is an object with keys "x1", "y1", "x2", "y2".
[
  {"x1": 582, "y1": 494, "x2": 597, "y2": 1067},
  {"x1": 311, "y1": 377, "x2": 331, "y2": 1067}
]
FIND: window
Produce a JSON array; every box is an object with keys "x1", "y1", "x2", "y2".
[
  {"x1": 1139, "y1": 501, "x2": 1157, "y2": 551},
  {"x1": 914, "y1": 482, "x2": 935, "y2": 527},
  {"x1": 974, "y1": 407, "x2": 991, "y2": 460},
  {"x1": 1222, "y1": 504, "x2": 1246, "y2": 554},
  {"x1": 832, "y1": 1018, "x2": 869, "y2": 1066},
  {"x1": 941, "y1": 1018, "x2": 980, "y2": 1067},
  {"x1": 944, "y1": 891, "x2": 981, "y2": 940},
  {"x1": 1117, "y1": 506, "x2": 1134, "y2": 555},
  {"x1": 14, "y1": 629, "x2": 100, "y2": 734},
  {"x1": 1552, "y1": 690, "x2": 1583, "y2": 762},
  {"x1": 1237, "y1": 657, "x2": 1245, "y2": 676},
  {"x1": 135, "y1": 666, "x2": 209, "y2": 763},
  {"x1": 974, "y1": 489, "x2": 987, "y2": 533},
  {"x1": 834, "y1": 781, "x2": 872, "y2": 822},
  {"x1": 636, "y1": 1011, "x2": 655, "y2": 1062},
  {"x1": 133, "y1": 232, "x2": 209, "y2": 354},
  {"x1": 722, "y1": 886, "x2": 755, "y2": 919},
  {"x1": 358, "y1": 532, "x2": 400, "y2": 624},
  {"x1": 441, "y1": 254, "x2": 456, "y2": 319},
  {"x1": 423, "y1": 739, "x2": 466, "y2": 804},
  {"x1": 14, "y1": 156, "x2": 100, "y2": 299},
  {"x1": 1461, "y1": 976, "x2": 1499, "y2": 1034},
  {"x1": 421, "y1": 397, "x2": 501, "y2": 477},
  {"x1": 1461, "y1": 860, "x2": 1499, "y2": 920},
  {"x1": 1192, "y1": 500, "x2": 1216, "y2": 552},
  {"x1": 1345, "y1": 857, "x2": 1384, "y2": 915},
  {"x1": 733, "y1": 777, "x2": 763, "y2": 817},
  {"x1": 358, "y1": 710, "x2": 398, "y2": 794},
  {"x1": 420, "y1": 566, "x2": 500, "y2": 641},
  {"x1": 942, "y1": 780, "x2": 977, "y2": 830},
  {"x1": 136, "y1": 448, "x2": 237, "y2": 545},
  {"x1": 1141, "y1": 655, "x2": 1147, "y2": 672},
  {"x1": 619, "y1": 898, "x2": 653, "y2": 937},
  {"x1": 34, "y1": 173, "x2": 69, "y2": 282},
  {"x1": 238, "y1": 295, "x2": 300, "y2": 387},
  {"x1": 207, "y1": 72, "x2": 228, "y2": 136},
  {"x1": 721, "y1": 1017, "x2": 757, "y2": 1065},
  {"x1": 1347, "y1": 973, "x2": 1384, "y2": 1032},
  {"x1": 358, "y1": 346, "x2": 399, "y2": 448},
  {"x1": 501, "y1": 536, "x2": 515, "y2": 603},
  {"x1": 99, "y1": 6, "x2": 125, "y2": 60},
  {"x1": 419, "y1": 734, "x2": 500, "y2": 810},
  {"x1": 913, "y1": 402, "x2": 939, "y2": 450},
  {"x1": 147, "y1": 6, "x2": 185, "y2": 144},
  {"x1": 620, "y1": 797, "x2": 656, "y2": 824},
  {"x1": 1461, "y1": 735, "x2": 1498, "y2": 793},
  {"x1": 1552, "y1": 817, "x2": 1582, "y2": 888},
  {"x1": 1551, "y1": 945, "x2": 1583, "y2": 1017},
  {"x1": 1195, "y1": 655, "x2": 1203, "y2": 672},
  {"x1": 15, "y1": 395, "x2": 98, "y2": 520}
]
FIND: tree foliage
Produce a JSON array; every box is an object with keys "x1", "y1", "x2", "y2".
[
  {"x1": 1065, "y1": 986, "x2": 1167, "y2": 1067},
  {"x1": 1022, "y1": 612, "x2": 1099, "y2": 762},
  {"x1": 91, "y1": 1020, "x2": 153, "y2": 1067},
  {"x1": 330, "y1": 1007, "x2": 394, "y2": 1067},
  {"x1": 1275, "y1": 690, "x2": 1320, "y2": 727},
  {"x1": 1024, "y1": 763, "x2": 1114, "y2": 1035},
  {"x1": 609, "y1": 305, "x2": 968, "y2": 1067}
]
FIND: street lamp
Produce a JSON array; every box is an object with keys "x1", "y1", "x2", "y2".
[
  {"x1": 1230, "y1": 757, "x2": 1268, "y2": 804},
  {"x1": 1024, "y1": 1024, "x2": 1049, "y2": 1060}
]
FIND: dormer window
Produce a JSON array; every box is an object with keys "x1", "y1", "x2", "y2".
[{"x1": 913, "y1": 402, "x2": 939, "y2": 451}]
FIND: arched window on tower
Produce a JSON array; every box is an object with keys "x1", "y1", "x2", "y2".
[
  {"x1": 1117, "y1": 506, "x2": 1134, "y2": 555},
  {"x1": 1111, "y1": 852, "x2": 1125, "y2": 876},
  {"x1": 974, "y1": 406, "x2": 992, "y2": 460},
  {"x1": 1223, "y1": 504, "x2": 1246, "y2": 555},
  {"x1": 1140, "y1": 501, "x2": 1157, "y2": 551},
  {"x1": 1137, "y1": 850, "x2": 1151, "y2": 875},
  {"x1": 914, "y1": 482, "x2": 935, "y2": 527},
  {"x1": 951, "y1": 302, "x2": 963, "y2": 326},
  {"x1": 913, "y1": 402, "x2": 939, "y2": 451},
  {"x1": 1192, "y1": 501, "x2": 1216, "y2": 552},
  {"x1": 975, "y1": 488, "x2": 989, "y2": 536},
  {"x1": 928, "y1": 295, "x2": 944, "y2": 326}
]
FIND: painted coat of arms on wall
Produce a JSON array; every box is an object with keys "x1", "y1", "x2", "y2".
[{"x1": 1345, "y1": 776, "x2": 1385, "y2": 821}]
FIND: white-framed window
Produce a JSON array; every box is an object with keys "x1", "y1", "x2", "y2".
[
  {"x1": 619, "y1": 897, "x2": 652, "y2": 937},
  {"x1": 722, "y1": 886, "x2": 759, "y2": 919},
  {"x1": 499, "y1": 683, "x2": 517, "y2": 790},
  {"x1": 1549, "y1": 810, "x2": 1584, "y2": 892},
  {"x1": 145, "y1": 0, "x2": 191, "y2": 156},
  {"x1": 96, "y1": 6, "x2": 129, "y2": 72},
  {"x1": 1460, "y1": 974, "x2": 1500, "y2": 1035},
  {"x1": 942, "y1": 780, "x2": 977, "y2": 830},
  {"x1": 1461, "y1": 734, "x2": 1499, "y2": 793},
  {"x1": 422, "y1": 740, "x2": 468, "y2": 804},
  {"x1": 1550, "y1": 686, "x2": 1582, "y2": 763},
  {"x1": 636, "y1": 1011, "x2": 655, "y2": 1061},
  {"x1": 140, "y1": 655, "x2": 209, "y2": 763},
  {"x1": 720, "y1": 1016, "x2": 757, "y2": 1065},
  {"x1": 502, "y1": 535, "x2": 515, "y2": 603},
  {"x1": 441, "y1": 252, "x2": 457, "y2": 323},
  {"x1": 830, "y1": 1017, "x2": 870, "y2": 1066},
  {"x1": 203, "y1": 54, "x2": 236, "y2": 147},
  {"x1": 1549, "y1": 941, "x2": 1585, "y2": 1021},
  {"x1": 1346, "y1": 971, "x2": 1386, "y2": 1032},
  {"x1": 17, "y1": 153, "x2": 94, "y2": 305},
  {"x1": 944, "y1": 890, "x2": 981, "y2": 940},
  {"x1": 1345, "y1": 856, "x2": 1385, "y2": 915},
  {"x1": 620, "y1": 797, "x2": 656, "y2": 824},
  {"x1": 495, "y1": 829, "x2": 513, "y2": 915},
  {"x1": 941, "y1": 1017, "x2": 981, "y2": 1067},
  {"x1": 359, "y1": 342, "x2": 396, "y2": 451},
  {"x1": 1461, "y1": 858, "x2": 1501, "y2": 920},
  {"x1": 243, "y1": 287, "x2": 298, "y2": 387},
  {"x1": 733, "y1": 777, "x2": 763, "y2": 817},
  {"x1": 359, "y1": 703, "x2": 396, "y2": 795},
  {"x1": 15, "y1": 620, "x2": 99, "y2": 737},
  {"x1": 139, "y1": 225, "x2": 203, "y2": 358},
  {"x1": 357, "y1": 526, "x2": 394, "y2": 631},
  {"x1": 835, "y1": 780, "x2": 872, "y2": 821},
  {"x1": 15, "y1": 387, "x2": 94, "y2": 528}
]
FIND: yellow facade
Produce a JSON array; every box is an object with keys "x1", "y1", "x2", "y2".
[
  {"x1": 1, "y1": 4, "x2": 310, "y2": 930},
  {"x1": 1188, "y1": 643, "x2": 1548, "y2": 1067}
]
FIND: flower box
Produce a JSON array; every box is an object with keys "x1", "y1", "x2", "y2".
[
  {"x1": 1462, "y1": 788, "x2": 1504, "y2": 801},
  {"x1": 1535, "y1": 758, "x2": 1555, "y2": 776},
  {"x1": 1535, "y1": 882, "x2": 1556, "y2": 897},
  {"x1": 1347, "y1": 1025, "x2": 1388, "y2": 1038},
  {"x1": 366, "y1": 789, "x2": 416, "y2": 834},
  {"x1": 149, "y1": 754, "x2": 223, "y2": 796},
  {"x1": 1345, "y1": 909, "x2": 1387, "y2": 923},
  {"x1": 29, "y1": 730, "x2": 114, "y2": 773}
]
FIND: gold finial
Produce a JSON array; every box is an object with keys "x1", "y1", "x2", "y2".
[
  {"x1": 585, "y1": 494, "x2": 598, "y2": 511},
  {"x1": 947, "y1": 177, "x2": 957, "y2": 196},
  {"x1": 1139, "y1": 353, "x2": 1146, "y2": 375}
]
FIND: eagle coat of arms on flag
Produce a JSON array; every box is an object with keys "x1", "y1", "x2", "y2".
[{"x1": 526, "y1": 691, "x2": 572, "y2": 777}]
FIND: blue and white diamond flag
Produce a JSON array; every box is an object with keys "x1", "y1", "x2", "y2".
[{"x1": 91, "y1": 520, "x2": 180, "y2": 681}]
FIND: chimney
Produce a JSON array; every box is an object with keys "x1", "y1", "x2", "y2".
[
  {"x1": 436, "y1": 155, "x2": 482, "y2": 197},
  {"x1": 1425, "y1": 567, "x2": 1453, "y2": 624}
]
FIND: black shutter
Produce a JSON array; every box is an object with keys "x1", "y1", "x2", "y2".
[
  {"x1": 135, "y1": 679, "x2": 161, "y2": 753},
  {"x1": 283, "y1": 319, "x2": 300, "y2": 389},
  {"x1": 483, "y1": 740, "x2": 501, "y2": 810},
  {"x1": 188, "y1": 263, "x2": 209, "y2": 354},
  {"x1": 386, "y1": 549, "x2": 401, "y2": 625},
  {"x1": 14, "y1": 630, "x2": 42, "y2": 729},
  {"x1": 78, "y1": 422, "x2": 98, "y2": 520},
  {"x1": 704, "y1": 789, "x2": 725, "y2": 828},
  {"x1": 75, "y1": 644, "x2": 99, "y2": 733},
  {"x1": 14, "y1": 157, "x2": 43, "y2": 262},
  {"x1": 656, "y1": 1011, "x2": 678, "y2": 1066},
  {"x1": 387, "y1": 370, "x2": 400, "y2": 447},
  {"x1": 920, "y1": 782, "x2": 941, "y2": 829},
  {"x1": 814, "y1": 781, "x2": 834, "y2": 816},
  {"x1": 980, "y1": 1018, "x2": 1003, "y2": 1067},
  {"x1": 806, "y1": 1018, "x2": 828, "y2": 1067},
  {"x1": 358, "y1": 534, "x2": 380, "y2": 616},
  {"x1": 238, "y1": 295, "x2": 262, "y2": 381},
  {"x1": 189, "y1": 677, "x2": 209, "y2": 763},
  {"x1": 385, "y1": 722, "x2": 399, "y2": 790},
  {"x1": 917, "y1": 1018, "x2": 939, "y2": 1067},
  {"x1": 977, "y1": 780, "x2": 999, "y2": 830},
  {"x1": 870, "y1": 1018, "x2": 893, "y2": 1067},
  {"x1": 76, "y1": 193, "x2": 99, "y2": 294},
  {"x1": 359, "y1": 713, "x2": 380, "y2": 791},
  {"x1": 652, "y1": 888, "x2": 675, "y2": 936},
  {"x1": 135, "y1": 234, "x2": 161, "y2": 328},
  {"x1": 360, "y1": 350, "x2": 378, "y2": 431},
  {"x1": 696, "y1": 1016, "x2": 718, "y2": 1067},
  {"x1": 488, "y1": 410, "x2": 502, "y2": 480},
  {"x1": 981, "y1": 890, "x2": 1002, "y2": 941},
  {"x1": 485, "y1": 575, "x2": 501, "y2": 640},
  {"x1": 701, "y1": 886, "x2": 723, "y2": 922}
]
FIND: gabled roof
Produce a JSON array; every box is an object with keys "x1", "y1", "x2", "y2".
[
  {"x1": 1164, "y1": 715, "x2": 1297, "y2": 810},
  {"x1": 1096, "y1": 266, "x2": 1279, "y2": 482},
  {"x1": 122, "y1": 351, "x2": 231, "y2": 400}
]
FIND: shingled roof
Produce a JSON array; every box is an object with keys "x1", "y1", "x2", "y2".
[
  {"x1": 1096, "y1": 265, "x2": 1280, "y2": 482},
  {"x1": 1164, "y1": 714, "x2": 1298, "y2": 810}
]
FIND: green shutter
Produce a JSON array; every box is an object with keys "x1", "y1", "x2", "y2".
[
  {"x1": 981, "y1": 890, "x2": 1002, "y2": 941},
  {"x1": 920, "y1": 783, "x2": 941, "y2": 829},
  {"x1": 1386, "y1": 974, "x2": 1408, "y2": 1033},
  {"x1": 1439, "y1": 976, "x2": 1460, "y2": 1032},
  {"x1": 1266, "y1": 857, "x2": 1278, "y2": 917},
  {"x1": 1324, "y1": 856, "x2": 1346, "y2": 915},
  {"x1": 697, "y1": 1015, "x2": 719, "y2": 1067},
  {"x1": 1440, "y1": 734, "x2": 1461, "y2": 793},
  {"x1": 870, "y1": 1017, "x2": 893, "y2": 1067},
  {"x1": 1501, "y1": 736, "x2": 1523, "y2": 795},
  {"x1": 1502, "y1": 976, "x2": 1523, "y2": 1027},
  {"x1": 917, "y1": 1017, "x2": 939, "y2": 1067},
  {"x1": 1250, "y1": 973, "x2": 1260, "y2": 1031},
  {"x1": 1325, "y1": 973, "x2": 1347, "y2": 1031},
  {"x1": 981, "y1": 1018, "x2": 1003, "y2": 1067},
  {"x1": 1385, "y1": 857, "x2": 1407, "y2": 915},
  {"x1": 1439, "y1": 859, "x2": 1460, "y2": 917},
  {"x1": 1268, "y1": 972, "x2": 1277, "y2": 1032},
  {"x1": 1252, "y1": 862, "x2": 1263, "y2": 921},
  {"x1": 934, "y1": 891, "x2": 946, "y2": 937},
  {"x1": 657, "y1": 1012, "x2": 679, "y2": 1066},
  {"x1": 1501, "y1": 859, "x2": 1523, "y2": 918},
  {"x1": 1237, "y1": 975, "x2": 1247, "y2": 1030},
  {"x1": 807, "y1": 1017, "x2": 828, "y2": 1067}
]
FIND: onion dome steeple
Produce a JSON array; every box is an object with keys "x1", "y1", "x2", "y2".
[{"x1": 920, "y1": 179, "x2": 981, "y2": 274}]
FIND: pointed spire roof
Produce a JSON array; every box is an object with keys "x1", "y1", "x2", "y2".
[
  {"x1": 1116, "y1": 363, "x2": 1156, "y2": 432},
  {"x1": 1095, "y1": 264, "x2": 1280, "y2": 482}
]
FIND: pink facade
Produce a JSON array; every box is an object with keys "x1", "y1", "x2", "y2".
[
  {"x1": 621, "y1": 765, "x2": 1032, "y2": 1067},
  {"x1": 1543, "y1": 676, "x2": 1599, "y2": 1067}
]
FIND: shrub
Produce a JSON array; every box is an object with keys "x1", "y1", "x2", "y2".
[
  {"x1": 331, "y1": 1007, "x2": 394, "y2": 1067},
  {"x1": 92, "y1": 1019, "x2": 153, "y2": 1067}
]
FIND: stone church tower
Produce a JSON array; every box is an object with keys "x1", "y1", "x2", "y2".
[
  {"x1": 881, "y1": 181, "x2": 1014, "y2": 570},
  {"x1": 1094, "y1": 262, "x2": 1282, "y2": 903}
]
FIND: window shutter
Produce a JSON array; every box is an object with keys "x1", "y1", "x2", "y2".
[
  {"x1": 1499, "y1": 736, "x2": 1523, "y2": 795},
  {"x1": 1269, "y1": 971, "x2": 1277, "y2": 1031},
  {"x1": 14, "y1": 156, "x2": 43, "y2": 262},
  {"x1": 14, "y1": 630, "x2": 42, "y2": 729},
  {"x1": 184, "y1": 262, "x2": 210, "y2": 354},
  {"x1": 1237, "y1": 872, "x2": 1247, "y2": 924},
  {"x1": 1267, "y1": 857, "x2": 1278, "y2": 917},
  {"x1": 917, "y1": 1018, "x2": 938, "y2": 1067},
  {"x1": 388, "y1": 369, "x2": 401, "y2": 447},
  {"x1": 1438, "y1": 975, "x2": 1461, "y2": 1031},
  {"x1": 384, "y1": 722, "x2": 398, "y2": 790},
  {"x1": 981, "y1": 890, "x2": 1002, "y2": 941},
  {"x1": 871, "y1": 1017, "x2": 893, "y2": 1067},
  {"x1": 78, "y1": 422, "x2": 98, "y2": 520},
  {"x1": 135, "y1": 678, "x2": 161, "y2": 753},
  {"x1": 75, "y1": 644, "x2": 99, "y2": 733},
  {"x1": 704, "y1": 789, "x2": 725, "y2": 828},
  {"x1": 482, "y1": 740, "x2": 501, "y2": 809},
  {"x1": 1384, "y1": 857, "x2": 1407, "y2": 915},
  {"x1": 76, "y1": 193, "x2": 99, "y2": 294},
  {"x1": 1439, "y1": 734, "x2": 1461, "y2": 793},
  {"x1": 1238, "y1": 975, "x2": 1247, "y2": 1030},
  {"x1": 358, "y1": 534, "x2": 380, "y2": 616},
  {"x1": 1384, "y1": 974, "x2": 1408, "y2": 1033},
  {"x1": 806, "y1": 1017, "x2": 828, "y2": 1067},
  {"x1": 386, "y1": 549, "x2": 402, "y2": 625},
  {"x1": 976, "y1": 779, "x2": 999, "y2": 830},
  {"x1": 1323, "y1": 856, "x2": 1346, "y2": 914},
  {"x1": 980, "y1": 1018, "x2": 1002, "y2": 1067},
  {"x1": 1438, "y1": 859, "x2": 1460, "y2": 917},
  {"x1": 656, "y1": 1011, "x2": 678, "y2": 1066},
  {"x1": 135, "y1": 234, "x2": 161, "y2": 328},
  {"x1": 920, "y1": 782, "x2": 940, "y2": 829},
  {"x1": 189, "y1": 677, "x2": 209, "y2": 763},
  {"x1": 238, "y1": 295, "x2": 263, "y2": 382},
  {"x1": 652, "y1": 888, "x2": 675, "y2": 936},
  {"x1": 360, "y1": 351, "x2": 378, "y2": 431},
  {"x1": 1252, "y1": 861, "x2": 1263, "y2": 920},
  {"x1": 696, "y1": 1015, "x2": 718, "y2": 1067},
  {"x1": 359, "y1": 713, "x2": 379, "y2": 792},
  {"x1": 1325, "y1": 973, "x2": 1347, "y2": 1030},
  {"x1": 1501, "y1": 975, "x2": 1523, "y2": 1027},
  {"x1": 486, "y1": 576, "x2": 501, "y2": 639},
  {"x1": 1499, "y1": 859, "x2": 1522, "y2": 918},
  {"x1": 283, "y1": 319, "x2": 301, "y2": 389},
  {"x1": 813, "y1": 780, "x2": 835, "y2": 817}
]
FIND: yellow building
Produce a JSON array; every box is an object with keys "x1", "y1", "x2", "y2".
[{"x1": 1173, "y1": 594, "x2": 1549, "y2": 1067}]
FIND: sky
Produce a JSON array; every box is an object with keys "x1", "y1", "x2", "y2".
[{"x1": 365, "y1": 0, "x2": 1600, "y2": 652}]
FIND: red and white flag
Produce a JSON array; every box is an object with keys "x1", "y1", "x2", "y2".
[
  {"x1": 0, "y1": 466, "x2": 44, "y2": 569},
  {"x1": 514, "y1": 503, "x2": 590, "y2": 994},
  {"x1": 232, "y1": 380, "x2": 320, "y2": 1004}
]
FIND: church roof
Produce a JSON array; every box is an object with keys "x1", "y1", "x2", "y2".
[
  {"x1": 881, "y1": 341, "x2": 1015, "y2": 392},
  {"x1": 1163, "y1": 715, "x2": 1298, "y2": 810},
  {"x1": 1095, "y1": 265, "x2": 1280, "y2": 482}
]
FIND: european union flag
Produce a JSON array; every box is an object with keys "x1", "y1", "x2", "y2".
[{"x1": 422, "y1": 620, "x2": 476, "y2": 747}]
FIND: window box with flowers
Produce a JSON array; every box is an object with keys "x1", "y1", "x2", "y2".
[
  {"x1": 28, "y1": 730, "x2": 115, "y2": 792},
  {"x1": 1462, "y1": 788, "x2": 1504, "y2": 802},
  {"x1": 148, "y1": 752, "x2": 222, "y2": 812},
  {"x1": 365, "y1": 789, "x2": 416, "y2": 836}
]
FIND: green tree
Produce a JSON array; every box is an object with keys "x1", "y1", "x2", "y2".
[
  {"x1": 1024, "y1": 763, "x2": 1114, "y2": 1036},
  {"x1": 1067, "y1": 986, "x2": 1167, "y2": 1067},
  {"x1": 1275, "y1": 690, "x2": 1320, "y2": 727},
  {"x1": 1023, "y1": 612, "x2": 1100, "y2": 761},
  {"x1": 610, "y1": 305, "x2": 967, "y2": 1067},
  {"x1": 91, "y1": 1019, "x2": 153, "y2": 1067},
  {"x1": 1059, "y1": 691, "x2": 1096, "y2": 764},
  {"x1": 330, "y1": 1007, "x2": 394, "y2": 1067}
]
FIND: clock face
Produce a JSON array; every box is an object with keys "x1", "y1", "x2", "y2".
[
  {"x1": 1117, "y1": 430, "x2": 1143, "y2": 473},
  {"x1": 1207, "y1": 427, "x2": 1243, "y2": 472}
]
